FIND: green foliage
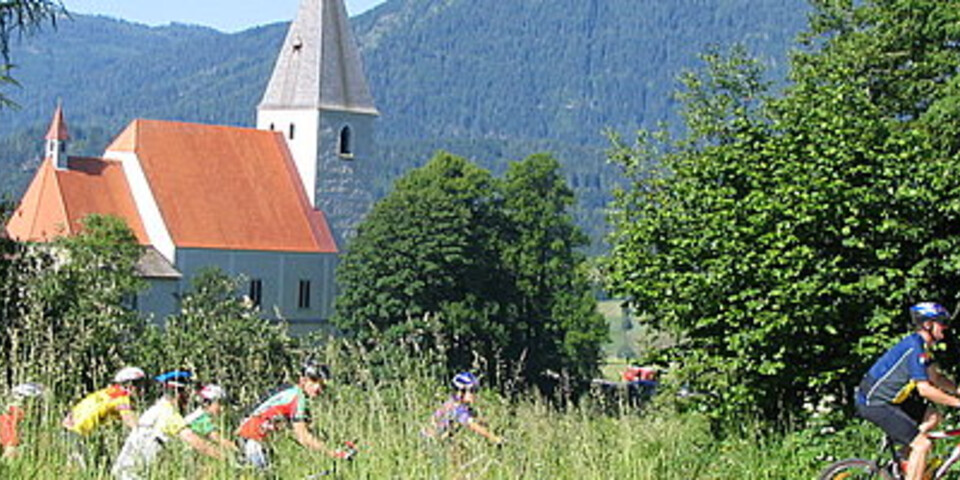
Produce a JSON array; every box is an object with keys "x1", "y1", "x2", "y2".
[
  {"x1": 151, "y1": 268, "x2": 298, "y2": 405},
  {"x1": 500, "y1": 154, "x2": 607, "y2": 381},
  {"x1": 605, "y1": 0, "x2": 960, "y2": 424},
  {"x1": 0, "y1": 214, "x2": 145, "y2": 398},
  {"x1": 335, "y1": 151, "x2": 605, "y2": 389},
  {"x1": 334, "y1": 152, "x2": 509, "y2": 375}
]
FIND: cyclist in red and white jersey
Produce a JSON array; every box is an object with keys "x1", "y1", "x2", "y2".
[{"x1": 236, "y1": 361, "x2": 351, "y2": 470}]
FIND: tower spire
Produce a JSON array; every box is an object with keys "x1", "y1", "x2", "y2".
[
  {"x1": 259, "y1": 0, "x2": 378, "y2": 114},
  {"x1": 46, "y1": 101, "x2": 70, "y2": 169},
  {"x1": 257, "y1": 0, "x2": 379, "y2": 247}
]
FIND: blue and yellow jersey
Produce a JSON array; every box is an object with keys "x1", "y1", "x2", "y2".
[{"x1": 857, "y1": 332, "x2": 932, "y2": 406}]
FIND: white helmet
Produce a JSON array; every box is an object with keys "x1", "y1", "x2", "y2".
[
  {"x1": 11, "y1": 382, "x2": 44, "y2": 399},
  {"x1": 197, "y1": 384, "x2": 226, "y2": 402},
  {"x1": 113, "y1": 367, "x2": 146, "y2": 384}
]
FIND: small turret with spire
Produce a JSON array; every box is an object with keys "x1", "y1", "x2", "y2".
[{"x1": 46, "y1": 102, "x2": 69, "y2": 169}]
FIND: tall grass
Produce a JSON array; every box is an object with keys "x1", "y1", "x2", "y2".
[{"x1": 0, "y1": 346, "x2": 874, "y2": 480}]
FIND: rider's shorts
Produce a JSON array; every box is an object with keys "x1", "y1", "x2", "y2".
[
  {"x1": 856, "y1": 393, "x2": 927, "y2": 446},
  {"x1": 242, "y1": 438, "x2": 271, "y2": 470}
]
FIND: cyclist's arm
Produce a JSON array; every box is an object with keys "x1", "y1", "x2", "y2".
[
  {"x1": 291, "y1": 420, "x2": 339, "y2": 458},
  {"x1": 2, "y1": 445, "x2": 18, "y2": 458},
  {"x1": 209, "y1": 431, "x2": 239, "y2": 452},
  {"x1": 916, "y1": 380, "x2": 960, "y2": 407},
  {"x1": 928, "y1": 365, "x2": 959, "y2": 394},
  {"x1": 178, "y1": 428, "x2": 223, "y2": 459},
  {"x1": 466, "y1": 419, "x2": 503, "y2": 444},
  {"x1": 119, "y1": 409, "x2": 138, "y2": 430}
]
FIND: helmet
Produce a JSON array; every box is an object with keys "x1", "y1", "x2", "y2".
[
  {"x1": 302, "y1": 360, "x2": 331, "y2": 381},
  {"x1": 113, "y1": 367, "x2": 146, "y2": 384},
  {"x1": 154, "y1": 370, "x2": 193, "y2": 389},
  {"x1": 910, "y1": 302, "x2": 951, "y2": 326},
  {"x1": 452, "y1": 372, "x2": 479, "y2": 391},
  {"x1": 197, "y1": 384, "x2": 226, "y2": 402},
  {"x1": 11, "y1": 382, "x2": 44, "y2": 399}
]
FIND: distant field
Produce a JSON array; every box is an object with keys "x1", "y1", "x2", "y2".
[{"x1": 599, "y1": 299, "x2": 678, "y2": 380}]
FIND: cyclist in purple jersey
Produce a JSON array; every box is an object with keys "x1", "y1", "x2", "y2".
[
  {"x1": 855, "y1": 302, "x2": 960, "y2": 480},
  {"x1": 422, "y1": 372, "x2": 503, "y2": 445}
]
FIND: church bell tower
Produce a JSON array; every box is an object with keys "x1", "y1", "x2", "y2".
[{"x1": 257, "y1": 0, "x2": 379, "y2": 247}]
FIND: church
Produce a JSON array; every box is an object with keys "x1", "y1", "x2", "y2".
[{"x1": 4, "y1": 0, "x2": 378, "y2": 330}]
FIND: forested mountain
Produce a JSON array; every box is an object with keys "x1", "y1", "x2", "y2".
[{"x1": 0, "y1": 0, "x2": 811, "y2": 251}]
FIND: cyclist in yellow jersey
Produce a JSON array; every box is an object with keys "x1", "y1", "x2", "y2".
[{"x1": 63, "y1": 367, "x2": 146, "y2": 467}]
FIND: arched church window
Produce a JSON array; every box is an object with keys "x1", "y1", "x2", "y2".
[{"x1": 339, "y1": 125, "x2": 353, "y2": 159}]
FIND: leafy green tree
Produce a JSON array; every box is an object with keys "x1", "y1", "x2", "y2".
[
  {"x1": 335, "y1": 151, "x2": 605, "y2": 388},
  {"x1": 500, "y1": 154, "x2": 607, "y2": 381},
  {"x1": 1, "y1": 214, "x2": 145, "y2": 396},
  {"x1": 157, "y1": 268, "x2": 297, "y2": 405},
  {"x1": 334, "y1": 152, "x2": 511, "y2": 377},
  {"x1": 0, "y1": 0, "x2": 64, "y2": 108},
  {"x1": 605, "y1": 0, "x2": 960, "y2": 423}
]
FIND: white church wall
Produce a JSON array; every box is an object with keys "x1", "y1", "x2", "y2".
[
  {"x1": 175, "y1": 248, "x2": 338, "y2": 328},
  {"x1": 137, "y1": 278, "x2": 180, "y2": 324},
  {"x1": 257, "y1": 110, "x2": 321, "y2": 205}
]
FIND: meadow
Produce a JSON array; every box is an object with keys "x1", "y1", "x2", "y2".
[
  {"x1": 0, "y1": 360, "x2": 877, "y2": 480},
  {"x1": 0, "y1": 299, "x2": 882, "y2": 479}
]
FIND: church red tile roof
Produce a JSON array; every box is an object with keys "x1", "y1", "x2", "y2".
[
  {"x1": 6, "y1": 156, "x2": 149, "y2": 243},
  {"x1": 106, "y1": 119, "x2": 337, "y2": 253},
  {"x1": 8, "y1": 117, "x2": 337, "y2": 255}
]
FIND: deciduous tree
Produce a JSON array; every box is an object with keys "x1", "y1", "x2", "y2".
[
  {"x1": 605, "y1": 0, "x2": 960, "y2": 423},
  {"x1": 335, "y1": 151, "x2": 605, "y2": 388}
]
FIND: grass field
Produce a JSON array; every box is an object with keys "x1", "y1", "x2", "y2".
[
  {"x1": 0, "y1": 301, "x2": 882, "y2": 478},
  {"x1": 0, "y1": 371, "x2": 876, "y2": 479}
]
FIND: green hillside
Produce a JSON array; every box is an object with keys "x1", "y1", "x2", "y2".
[{"x1": 0, "y1": 0, "x2": 810, "y2": 251}]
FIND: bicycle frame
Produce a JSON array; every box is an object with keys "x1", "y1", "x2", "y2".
[
  {"x1": 926, "y1": 428, "x2": 960, "y2": 479},
  {"x1": 866, "y1": 429, "x2": 960, "y2": 480}
]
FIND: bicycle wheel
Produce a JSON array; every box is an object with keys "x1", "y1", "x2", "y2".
[{"x1": 818, "y1": 458, "x2": 895, "y2": 480}]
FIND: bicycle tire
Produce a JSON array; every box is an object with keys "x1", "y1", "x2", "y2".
[{"x1": 818, "y1": 458, "x2": 895, "y2": 480}]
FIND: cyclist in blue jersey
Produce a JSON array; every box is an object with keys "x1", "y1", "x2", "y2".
[{"x1": 855, "y1": 302, "x2": 960, "y2": 480}]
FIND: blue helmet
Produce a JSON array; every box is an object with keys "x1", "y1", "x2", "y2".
[
  {"x1": 452, "y1": 372, "x2": 479, "y2": 391},
  {"x1": 155, "y1": 370, "x2": 193, "y2": 388},
  {"x1": 910, "y1": 302, "x2": 951, "y2": 326}
]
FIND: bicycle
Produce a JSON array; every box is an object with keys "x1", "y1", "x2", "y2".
[{"x1": 819, "y1": 428, "x2": 960, "y2": 479}]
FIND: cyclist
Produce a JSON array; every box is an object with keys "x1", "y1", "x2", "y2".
[
  {"x1": 855, "y1": 302, "x2": 960, "y2": 480},
  {"x1": 63, "y1": 366, "x2": 146, "y2": 467},
  {"x1": 112, "y1": 371, "x2": 223, "y2": 480},
  {"x1": 236, "y1": 360, "x2": 352, "y2": 470},
  {"x1": 185, "y1": 383, "x2": 239, "y2": 453},
  {"x1": 1, "y1": 382, "x2": 44, "y2": 459},
  {"x1": 422, "y1": 372, "x2": 503, "y2": 445}
]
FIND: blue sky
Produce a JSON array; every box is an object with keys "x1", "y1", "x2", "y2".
[{"x1": 63, "y1": 0, "x2": 387, "y2": 32}]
